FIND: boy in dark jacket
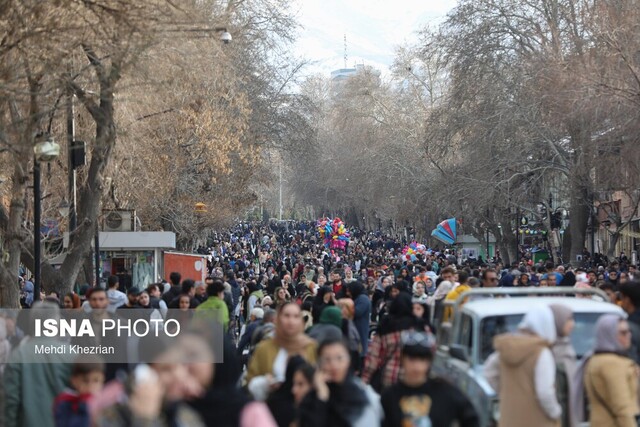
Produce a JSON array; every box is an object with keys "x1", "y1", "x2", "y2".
[
  {"x1": 53, "y1": 355, "x2": 105, "y2": 427},
  {"x1": 381, "y1": 330, "x2": 479, "y2": 427}
]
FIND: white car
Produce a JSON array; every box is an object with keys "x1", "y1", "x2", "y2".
[{"x1": 431, "y1": 288, "x2": 625, "y2": 427}]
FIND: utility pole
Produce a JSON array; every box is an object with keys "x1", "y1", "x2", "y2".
[
  {"x1": 515, "y1": 208, "x2": 520, "y2": 266},
  {"x1": 591, "y1": 192, "x2": 596, "y2": 259},
  {"x1": 278, "y1": 163, "x2": 283, "y2": 220},
  {"x1": 486, "y1": 228, "x2": 490, "y2": 260},
  {"x1": 95, "y1": 225, "x2": 100, "y2": 287},
  {"x1": 33, "y1": 159, "x2": 41, "y2": 302},
  {"x1": 66, "y1": 90, "x2": 77, "y2": 236}
]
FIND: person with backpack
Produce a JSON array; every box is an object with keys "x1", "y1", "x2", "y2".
[
  {"x1": 245, "y1": 280, "x2": 264, "y2": 319},
  {"x1": 238, "y1": 307, "x2": 265, "y2": 360}
]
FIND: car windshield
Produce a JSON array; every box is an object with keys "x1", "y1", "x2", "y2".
[{"x1": 480, "y1": 312, "x2": 605, "y2": 363}]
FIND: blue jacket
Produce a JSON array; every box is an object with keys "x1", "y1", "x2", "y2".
[{"x1": 353, "y1": 294, "x2": 371, "y2": 356}]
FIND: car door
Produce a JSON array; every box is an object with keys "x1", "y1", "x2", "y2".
[{"x1": 433, "y1": 312, "x2": 473, "y2": 391}]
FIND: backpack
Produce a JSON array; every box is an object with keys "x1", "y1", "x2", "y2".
[{"x1": 246, "y1": 323, "x2": 275, "y2": 362}]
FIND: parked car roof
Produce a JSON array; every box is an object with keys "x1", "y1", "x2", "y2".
[{"x1": 462, "y1": 296, "x2": 626, "y2": 318}]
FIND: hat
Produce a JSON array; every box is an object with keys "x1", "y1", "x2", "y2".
[
  {"x1": 319, "y1": 306, "x2": 342, "y2": 328},
  {"x1": 401, "y1": 330, "x2": 436, "y2": 359},
  {"x1": 127, "y1": 287, "x2": 141, "y2": 296},
  {"x1": 261, "y1": 296, "x2": 273, "y2": 307}
]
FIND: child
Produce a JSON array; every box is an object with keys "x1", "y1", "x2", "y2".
[
  {"x1": 381, "y1": 330, "x2": 479, "y2": 427},
  {"x1": 53, "y1": 355, "x2": 105, "y2": 427}
]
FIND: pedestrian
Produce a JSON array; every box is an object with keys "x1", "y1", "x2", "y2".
[
  {"x1": 195, "y1": 279, "x2": 230, "y2": 331},
  {"x1": 161, "y1": 272, "x2": 182, "y2": 305},
  {"x1": 291, "y1": 363, "x2": 315, "y2": 407},
  {"x1": 298, "y1": 338, "x2": 382, "y2": 427},
  {"x1": 619, "y1": 281, "x2": 640, "y2": 362},
  {"x1": 574, "y1": 314, "x2": 639, "y2": 427},
  {"x1": 273, "y1": 287, "x2": 291, "y2": 309},
  {"x1": 0, "y1": 317, "x2": 12, "y2": 373},
  {"x1": 484, "y1": 304, "x2": 561, "y2": 427},
  {"x1": 381, "y1": 330, "x2": 479, "y2": 427},
  {"x1": 346, "y1": 281, "x2": 370, "y2": 357},
  {"x1": 427, "y1": 280, "x2": 453, "y2": 325},
  {"x1": 187, "y1": 333, "x2": 277, "y2": 427},
  {"x1": 238, "y1": 307, "x2": 265, "y2": 359},
  {"x1": 53, "y1": 355, "x2": 105, "y2": 427},
  {"x1": 106, "y1": 275, "x2": 126, "y2": 313},
  {"x1": 549, "y1": 304, "x2": 578, "y2": 427},
  {"x1": 311, "y1": 286, "x2": 336, "y2": 324},
  {"x1": 307, "y1": 306, "x2": 344, "y2": 344},
  {"x1": 412, "y1": 281, "x2": 428, "y2": 303},
  {"x1": 247, "y1": 303, "x2": 317, "y2": 401},
  {"x1": 336, "y1": 298, "x2": 363, "y2": 371},
  {"x1": 362, "y1": 293, "x2": 419, "y2": 392},
  {"x1": 4, "y1": 302, "x2": 72, "y2": 427},
  {"x1": 97, "y1": 337, "x2": 205, "y2": 427},
  {"x1": 411, "y1": 300, "x2": 432, "y2": 332},
  {"x1": 165, "y1": 294, "x2": 194, "y2": 334},
  {"x1": 266, "y1": 356, "x2": 307, "y2": 427},
  {"x1": 443, "y1": 270, "x2": 471, "y2": 319},
  {"x1": 62, "y1": 292, "x2": 82, "y2": 310}
]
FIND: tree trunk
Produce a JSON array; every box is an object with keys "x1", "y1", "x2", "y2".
[
  {"x1": 48, "y1": 54, "x2": 120, "y2": 297},
  {"x1": 568, "y1": 186, "x2": 589, "y2": 266},
  {"x1": 0, "y1": 155, "x2": 31, "y2": 307},
  {"x1": 607, "y1": 232, "x2": 620, "y2": 258}
]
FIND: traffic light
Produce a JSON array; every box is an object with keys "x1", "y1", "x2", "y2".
[
  {"x1": 550, "y1": 211, "x2": 562, "y2": 229},
  {"x1": 70, "y1": 140, "x2": 86, "y2": 169}
]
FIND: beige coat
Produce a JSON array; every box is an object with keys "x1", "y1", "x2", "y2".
[
  {"x1": 493, "y1": 334, "x2": 560, "y2": 427},
  {"x1": 584, "y1": 353, "x2": 639, "y2": 427}
]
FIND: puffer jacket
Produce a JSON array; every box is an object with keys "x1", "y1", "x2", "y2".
[{"x1": 584, "y1": 352, "x2": 639, "y2": 427}]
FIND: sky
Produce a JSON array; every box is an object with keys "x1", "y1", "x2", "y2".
[{"x1": 293, "y1": 0, "x2": 458, "y2": 77}]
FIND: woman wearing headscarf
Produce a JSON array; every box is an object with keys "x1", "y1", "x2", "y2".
[
  {"x1": 362, "y1": 293, "x2": 419, "y2": 392},
  {"x1": 518, "y1": 273, "x2": 531, "y2": 287},
  {"x1": 337, "y1": 298, "x2": 363, "y2": 372},
  {"x1": 412, "y1": 281, "x2": 429, "y2": 303},
  {"x1": 298, "y1": 339, "x2": 382, "y2": 427},
  {"x1": 266, "y1": 356, "x2": 307, "y2": 427},
  {"x1": 484, "y1": 304, "x2": 561, "y2": 427},
  {"x1": 560, "y1": 272, "x2": 577, "y2": 288},
  {"x1": 312, "y1": 286, "x2": 335, "y2": 324},
  {"x1": 247, "y1": 303, "x2": 317, "y2": 401},
  {"x1": 186, "y1": 332, "x2": 277, "y2": 427},
  {"x1": 427, "y1": 280, "x2": 453, "y2": 326},
  {"x1": 347, "y1": 281, "x2": 370, "y2": 359},
  {"x1": 574, "y1": 314, "x2": 639, "y2": 427},
  {"x1": 498, "y1": 274, "x2": 515, "y2": 288},
  {"x1": 549, "y1": 304, "x2": 577, "y2": 427}
]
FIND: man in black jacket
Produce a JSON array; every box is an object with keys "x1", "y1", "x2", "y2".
[
  {"x1": 162, "y1": 272, "x2": 182, "y2": 305},
  {"x1": 381, "y1": 330, "x2": 479, "y2": 427}
]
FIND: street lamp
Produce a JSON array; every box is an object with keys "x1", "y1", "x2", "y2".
[{"x1": 33, "y1": 134, "x2": 61, "y2": 302}]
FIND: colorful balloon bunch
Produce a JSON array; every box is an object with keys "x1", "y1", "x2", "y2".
[
  {"x1": 402, "y1": 242, "x2": 427, "y2": 261},
  {"x1": 317, "y1": 217, "x2": 350, "y2": 250}
]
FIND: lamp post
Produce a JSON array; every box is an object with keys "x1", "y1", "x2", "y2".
[
  {"x1": 486, "y1": 228, "x2": 490, "y2": 261},
  {"x1": 33, "y1": 135, "x2": 61, "y2": 302}
]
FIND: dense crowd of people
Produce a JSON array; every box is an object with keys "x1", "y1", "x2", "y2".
[{"x1": 4, "y1": 220, "x2": 640, "y2": 426}]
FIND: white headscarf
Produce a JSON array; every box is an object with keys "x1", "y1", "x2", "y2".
[{"x1": 518, "y1": 304, "x2": 557, "y2": 344}]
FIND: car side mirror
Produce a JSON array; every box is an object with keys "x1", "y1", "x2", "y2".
[{"x1": 449, "y1": 343, "x2": 470, "y2": 362}]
